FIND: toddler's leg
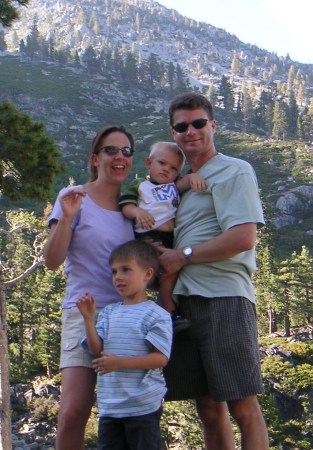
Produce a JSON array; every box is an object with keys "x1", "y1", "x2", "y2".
[{"x1": 159, "y1": 273, "x2": 190, "y2": 334}]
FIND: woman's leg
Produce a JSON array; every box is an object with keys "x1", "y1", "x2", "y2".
[{"x1": 55, "y1": 366, "x2": 97, "y2": 450}]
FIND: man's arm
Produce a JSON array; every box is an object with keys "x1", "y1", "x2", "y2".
[{"x1": 159, "y1": 222, "x2": 257, "y2": 274}]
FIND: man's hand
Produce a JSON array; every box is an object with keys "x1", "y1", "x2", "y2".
[{"x1": 158, "y1": 247, "x2": 185, "y2": 274}]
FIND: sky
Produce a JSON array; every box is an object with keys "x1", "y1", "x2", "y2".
[{"x1": 156, "y1": 0, "x2": 313, "y2": 64}]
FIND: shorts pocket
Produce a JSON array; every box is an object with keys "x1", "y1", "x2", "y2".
[{"x1": 62, "y1": 338, "x2": 80, "y2": 352}]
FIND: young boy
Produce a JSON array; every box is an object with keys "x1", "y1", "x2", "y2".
[
  {"x1": 77, "y1": 240, "x2": 172, "y2": 450},
  {"x1": 119, "y1": 142, "x2": 207, "y2": 333}
]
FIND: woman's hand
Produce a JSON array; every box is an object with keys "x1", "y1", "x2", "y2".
[{"x1": 60, "y1": 188, "x2": 86, "y2": 222}]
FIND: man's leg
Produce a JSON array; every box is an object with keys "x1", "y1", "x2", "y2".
[
  {"x1": 196, "y1": 395, "x2": 236, "y2": 450},
  {"x1": 228, "y1": 396, "x2": 269, "y2": 450}
]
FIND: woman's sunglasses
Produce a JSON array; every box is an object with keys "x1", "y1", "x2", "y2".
[
  {"x1": 172, "y1": 118, "x2": 209, "y2": 133},
  {"x1": 98, "y1": 145, "x2": 135, "y2": 157}
]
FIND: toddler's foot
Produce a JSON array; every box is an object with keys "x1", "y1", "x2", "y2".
[{"x1": 172, "y1": 314, "x2": 190, "y2": 334}]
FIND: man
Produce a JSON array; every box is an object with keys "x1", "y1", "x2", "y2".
[{"x1": 160, "y1": 93, "x2": 269, "y2": 450}]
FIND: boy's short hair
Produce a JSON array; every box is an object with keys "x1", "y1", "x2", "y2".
[
  {"x1": 149, "y1": 141, "x2": 185, "y2": 171},
  {"x1": 109, "y1": 240, "x2": 159, "y2": 286}
]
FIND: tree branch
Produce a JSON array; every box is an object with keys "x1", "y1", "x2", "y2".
[{"x1": 3, "y1": 259, "x2": 44, "y2": 288}]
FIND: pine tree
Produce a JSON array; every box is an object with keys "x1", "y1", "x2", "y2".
[
  {"x1": 25, "y1": 16, "x2": 41, "y2": 59},
  {"x1": 0, "y1": 0, "x2": 29, "y2": 27},
  {"x1": 123, "y1": 51, "x2": 139, "y2": 85},
  {"x1": 287, "y1": 89, "x2": 299, "y2": 137},
  {"x1": 275, "y1": 258, "x2": 293, "y2": 336},
  {"x1": 241, "y1": 82, "x2": 254, "y2": 132},
  {"x1": 207, "y1": 85, "x2": 217, "y2": 108},
  {"x1": 272, "y1": 101, "x2": 288, "y2": 140},
  {"x1": 288, "y1": 247, "x2": 313, "y2": 325},
  {"x1": 0, "y1": 101, "x2": 62, "y2": 201},
  {"x1": 254, "y1": 245, "x2": 278, "y2": 336},
  {"x1": 218, "y1": 75, "x2": 235, "y2": 126},
  {"x1": 0, "y1": 31, "x2": 7, "y2": 51},
  {"x1": 256, "y1": 90, "x2": 272, "y2": 132}
]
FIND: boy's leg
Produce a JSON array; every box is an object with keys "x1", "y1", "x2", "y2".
[
  {"x1": 98, "y1": 416, "x2": 129, "y2": 450},
  {"x1": 124, "y1": 408, "x2": 162, "y2": 450}
]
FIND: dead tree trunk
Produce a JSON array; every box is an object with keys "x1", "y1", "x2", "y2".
[{"x1": 0, "y1": 265, "x2": 12, "y2": 450}]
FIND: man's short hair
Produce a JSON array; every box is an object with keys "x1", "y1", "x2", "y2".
[{"x1": 169, "y1": 92, "x2": 215, "y2": 126}]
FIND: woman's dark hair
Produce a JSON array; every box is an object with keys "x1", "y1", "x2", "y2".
[
  {"x1": 88, "y1": 125, "x2": 135, "y2": 181},
  {"x1": 168, "y1": 92, "x2": 215, "y2": 126}
]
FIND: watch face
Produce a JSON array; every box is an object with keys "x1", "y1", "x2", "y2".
[{"x1": 183, "y1": 246, "x2": 192, "y2": 256}]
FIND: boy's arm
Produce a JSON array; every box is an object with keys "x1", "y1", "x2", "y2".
[
  {"x1": 121, "y1": 204, "x2": 155, "y2": 230},
  {"x1": 83, "y1": 318, "x2": 103, "y2": 357},
  {"x1": 92, "y1": 349, "x2": 168, "y2": 375},
  {"x1": 176, "y1": 173, "x2": 208, "y2": 193},
  {"x1": 76, "y1": 294, "x2": 103, "y2": 357}
]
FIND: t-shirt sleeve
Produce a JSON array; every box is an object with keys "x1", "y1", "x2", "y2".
[
  {"x1": 213, "y1": 171, "x2": 265, "y2": 231},
  {"x1": 95, "y1": 307, "x2": 109, "y2": 342},
  {"x1": 145, "y1": 311, "x2": 173, "y2": 359},
  {"x1": 118, "y1": 178, "x2": 143, "y2": 207}
]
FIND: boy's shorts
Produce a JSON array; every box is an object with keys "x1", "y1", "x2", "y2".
[
  {"x1": 164, "y1": 296, "x2": 264, "y2": 402},
  {"x1": 60, "y1": 307, "x2": 101, "y2": 369}
]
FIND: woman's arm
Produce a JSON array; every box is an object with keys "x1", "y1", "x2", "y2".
[
  {"x1": 44, "y1": 189, "x2": 86, "y2": 270},
  {"x1": 43, "y1": 219, "x2": 73, "y2": 270}
]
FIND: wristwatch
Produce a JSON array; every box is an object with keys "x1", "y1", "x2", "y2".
[{"x1": 182, "y1": 246, "x2": 193, "y2": 263}]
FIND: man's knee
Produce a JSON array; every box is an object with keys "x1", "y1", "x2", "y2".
[
  {"x1": 227, "y1": 396, "x2": 263, "y2": 426},
  {"x1": 196, "y1": 396, "x2": 229, "y2": 424}
]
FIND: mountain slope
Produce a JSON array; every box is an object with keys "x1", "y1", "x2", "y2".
[{"x1": 1, "y1": 0, "x2": 312, "y2": 257}]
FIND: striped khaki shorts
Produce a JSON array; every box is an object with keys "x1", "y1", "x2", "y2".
[
  {"x1": 164, "y1": 296, "x2": 264, "y2": 402},
  {"x1": 60, "y1": 307, "x2": 101, "y2": 369}
]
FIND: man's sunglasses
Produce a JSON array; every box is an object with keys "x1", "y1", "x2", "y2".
[
  {"x1": 98, "y1": 145, "x2": 135, "y2": 157},
  {"x1": 172, "y1": 118, "x2": 209, "y2": 133}
]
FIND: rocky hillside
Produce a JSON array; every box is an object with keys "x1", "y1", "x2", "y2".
[{"x1": 0, "y1": 0, "x2": 312, "y2": 257}]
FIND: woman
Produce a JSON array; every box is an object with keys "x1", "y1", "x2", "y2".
[{"x1": 44, "y1": 125, "x2": 135, "y2": 450}]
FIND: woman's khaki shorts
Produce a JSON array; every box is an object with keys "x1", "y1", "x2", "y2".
[{"x1": 60, "y1": 307, "x2": 100, "y2": 369}]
